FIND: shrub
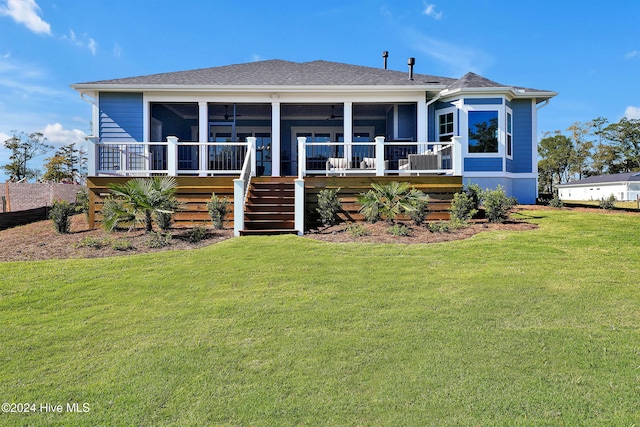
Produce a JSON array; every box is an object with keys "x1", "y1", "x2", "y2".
[
  {"x1": 407, "y1": 189, "x2": 429, "y2": 225},
  {"x1": 147, "y1": 231, "x2": 172, "y2": 248},
  {"x1": 50, "y1": 199, "x2": 76, "y2": 234},
  {"x1": 548, "y1": 195, "x2": 564, "y2": 208},
  {"x1": 156, "y1": 198, "x2": 181, "y2": 231},
  {"x1": 428, "y1": 220, "x2": 452, "y2": 233},
  {"x1": 346, "y1": 223, "x2": 369, "y2": 237},
  {"x1": 111, "y1": 239, "x2": 134, "y2": 251},
  {"x1": 316, "y1": 188, "x2": 342, "y2": 226},
  {"x1": 207, "y1": 193, "x2": 229, "y2": 229},
  {"x1": 187, "y1": 224, "x2": 207, "y2": 243},
  {"x1": 599, "y1": 194, "x2": 616, "y2": 210},
  {"x1": 387, "y1": 223, "x2": 411, "y2": 236},
  {"x1": 450, "y1": 182, "x2": 482, "y2": 222},
  {"x1": 101, "y1": 197, "x2": 136, "y2": 231},
  {"x1": 358, "y1": 181, "x2": 428, "y2": 223},
  {"x1": 482, "y1": 185, "x2": 517, "y2": 223},
  {"x1": 75, "y1": 188, "x2": 89, "y2": 220},
  {"x1": 75, "y1": 236, "x2": 110, "y2": 249}
]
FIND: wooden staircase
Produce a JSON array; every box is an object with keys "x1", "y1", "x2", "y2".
[{"x1": 240, "y1": 178, "x2": 299, "y2": 236}]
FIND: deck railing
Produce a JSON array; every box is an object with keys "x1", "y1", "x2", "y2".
[
  {"x1": 233, "y1": 140, "x2": 255, "y2": 236},
  {"x1": 87, "y1": 137, "x2": 256, "y2": 177},
  {"x1": 298, "y1": 136, "x2": 462, "y2": 177}
]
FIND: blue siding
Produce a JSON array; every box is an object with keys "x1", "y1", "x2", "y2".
[
  {"x1": 511, "y1": 99, "x2": 533, "y2": 173},
  {"x1": 464, "y1": 98, "x2": 503, "y2": 105},
  {"x1": 464, "y1": 157, "x2": 503, "y2": 171},
  {"x1": 99, "y1": 92, "x2": 143, "y2": 142}
]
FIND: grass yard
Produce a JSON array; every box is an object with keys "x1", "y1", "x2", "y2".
[{"x1": 0, "y1": 209, "x2": 638, "y2": 425}]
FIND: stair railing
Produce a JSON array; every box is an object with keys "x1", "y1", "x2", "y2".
[{"x1": 233, "y1": 137, "x2": 256, "y2": 236}]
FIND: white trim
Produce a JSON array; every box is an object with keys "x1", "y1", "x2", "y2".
[
  {"x1": 271, "y1": 102, "x2": 281, "y2": 176},
  {"x1": 436, "y1": 107, "x2": 456, "y2": 141},
  {"x1": 505, "y1": 106, "x2": 513, "y2": 161},
  {"x1": 532, "y1": 99, "x2": 538, "y2": 180},
  {"x1": 463, "y1": 171, "x2": 538, "y2": 179}
]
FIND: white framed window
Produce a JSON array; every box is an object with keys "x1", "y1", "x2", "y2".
[
  {"x1": 468, "y1": 110, "x2": 499, "y2": 153},
  {"x1": 506, "y1": 110, "x2": 513, "y2": 159},
  {"x1": 437, "y1": 109, "x2": 455, "y2": 142}
]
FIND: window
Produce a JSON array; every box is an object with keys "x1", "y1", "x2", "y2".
[
  {"x1": 438, "y1": 112, "x2": 454, "y2": 141},
  {"x1": 468, "y1": 111, "x2": 498, "y2": 153},
  {"x1": 506, "y1": 111, "x2": 512, "y2": 158}
]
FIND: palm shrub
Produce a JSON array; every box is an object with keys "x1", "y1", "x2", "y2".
[
  {"x1": 358, "y1": 181, "x2": 428, "y2": 223},
  {"x1": 482, "y1": 185, "x2": 517, "y2": 223},
  {"x1": 49, "y1": 199, "x2": 76, "y2": 233},
  {"x1": 103, "y1": 176, "x2": 179, "y2": 232},
  {"x1": 207, "y1": 193, "x2": 229, "y2": 229},
  {"x1": 316, "y1": 188, "x2": 342, "y2": 226}
]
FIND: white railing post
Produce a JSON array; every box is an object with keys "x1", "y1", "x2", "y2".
[
  {"x1": 166, "y1": 136, "x2": 178, "y2": 176},
  {"x1": 297, "y1": 136, "x2": 307, "y2": 179},
  {"x1": 233, "y1": 178, "x2": 244, "y2": 237},
  {"x1": 86, "y1": 136, "x2": 99, "y2": 176},
  {"x1": 248, "y1": 137, "x2": 257, "y2": 177},
  {"x1": 375, "y1": 136, "x2": 385, "y2": 176},
  {"x1": 452, "y1": 136, "x2": 463, "y2": 176},
  {"x1": 294, "y1": 178, "x2": 305, "y2": 236}
]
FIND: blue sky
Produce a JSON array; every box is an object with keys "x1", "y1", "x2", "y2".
[{"x1": 0, "y1": 0, "x2": 639, "y2": 181}]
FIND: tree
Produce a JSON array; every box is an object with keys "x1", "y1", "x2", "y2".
[
  {"x1": 567, "y1": 121, "x2": 594, "y2": 180},
  {"x1": 102, "y1": 176, "x2": 179, "y2": 232},
  {"x1": 599, "y1": 118, "x2": 640, "y2": 172},
  {"x1": 538, "y1": 133, "x2": 573, "y2": 194},
  {"x1": 42, "y1": 143, "x2": 86, "y2": 183},
  {"x1": 1, "y1": 131, "x2": 52, "y2": 181}
]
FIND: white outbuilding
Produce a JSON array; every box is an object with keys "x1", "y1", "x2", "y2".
[{"x1": 558, "y1": 172, "x2": 640, "y2": 202}]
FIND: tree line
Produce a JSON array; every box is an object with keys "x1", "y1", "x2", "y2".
[
  {"x1": 538, "y1": 117, "x2": 640, "y2": 195},
  {"x1": 1, "y1": 131, "x2": 86, "y2": 183}
]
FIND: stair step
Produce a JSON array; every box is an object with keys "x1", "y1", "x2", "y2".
[
  {"x1": 245, "y1": 212, "x2": 294, "y2": 221},
  {"x1": 243, "y1": 220, "x2": 295, "y2": 230},
  {"x1": 239, "y1": 229, "x2": 299, "y2": 236}
]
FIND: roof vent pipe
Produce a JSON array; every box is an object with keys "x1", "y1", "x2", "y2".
[
  {"x1": 382, "y1": 51, "x2": 389, "y2": 69},
  {"x1": 408, "y1": 57, "x2": 415, "y2": 80}
]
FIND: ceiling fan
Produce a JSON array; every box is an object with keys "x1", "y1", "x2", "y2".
[
  {"x1": 223, "y1": 104, "x2": 242, "y2": 121},
  {"x1": 326, "y1": 105, "x2": 343, "y2": 120}
]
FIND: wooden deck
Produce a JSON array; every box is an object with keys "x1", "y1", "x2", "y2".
[{"x1": 87, "y1": 175, "x2": 462, "y2": 231}]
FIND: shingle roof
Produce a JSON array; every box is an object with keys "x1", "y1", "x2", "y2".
[
  {"x1": 446, "y1": 71, "x2": 553, "y2": 94},
  {"x1": 558, "y1": 172, "x2": 640, "y2": 186},
  {"x1": 76, "y1": 59, "x2": 458, "y2": 87}
]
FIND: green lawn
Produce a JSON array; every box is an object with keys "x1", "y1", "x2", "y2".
[{"x1": 0, "y1": 209, "x2": 638, "y2": 426}]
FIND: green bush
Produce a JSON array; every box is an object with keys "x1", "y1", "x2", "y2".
[
  {"x1": 450, "y1": 182, "x2": 481, "y2": 222},
  {"x1": 599, "y1": 194, "x2": 616, "y2": 210},
  {"x1": 49, "y1": 199, "x2": 76, "y2": 234},
  {"x1": 482, "y1": 185, "x2": 517, "y2": 223},
  {"x1": 407, "y1": 189, "x2": 429, "y2": 225},
  {"x1": 548, "y1": 195, "x2": 564, "y2": 208},
  {"x1": 75, "y1": 236, "x2": 110, "y2": 249},
  {"x1": 207, "y1": 193, "x2": 229, "y2": 229},
  {"x1": 187, "y1": 224, "x2": 207, "y2": 243},
  {"x1": 427, "y1": 219, "x2": 466, "y2": 233},
  {"x1": 75, "y1": 188, "x2": 89, "y2": 220},
  {"x1": 316, "y1": 188, "x2": 342, "y2": 226},
  {"x1": 147, "y1": 231, "x2": 172, "y2": 248},
  {"x1": 111, "y1": 239, "x2": 134, "y2": 251},
  {"x1": 358, "y1": 181, "x2": 429, "y2": 223},
  {"x1": 346, "y1": 223, "x2": 369, "y2": 237},
  {"x1": 387, "y1": 223, "x2": 411, "y2": 236}
]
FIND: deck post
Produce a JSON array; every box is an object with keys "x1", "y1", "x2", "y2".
[
  {"x1": 247, "y1": 137, "x2": 257, "y2": 177},
  {"x1": 294, "y1": 178, "x2": 304, "y2": 236},
  {"x1": 167, "y1": 136, "x2": 178, "y2": 176},
  {"x1": 86, "y1": 136, "x2": 99, "y2": 176},
  {"x1": 297, "y1": 137, "x2": 306, "y2": 179},
  {"x1": 233, "y1": 178, "x2": 245, "y2": 237},
  {"x1": 452, "y1": 136, "x2": 463, "y2": 176},
  {"x1": 375, "y1": 136, "x2": 385, "y2": 176}
]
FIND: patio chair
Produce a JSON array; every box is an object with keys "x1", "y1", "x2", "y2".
[
  {"x1": 398, "y1": 152, "x2": 438, "y2": 174},
  {"x1": 360, "y1": 157, "x2": 388, "y2": 170},
  {"x1": 326, "y1": 157, "x2": 349, "y2": 176}
]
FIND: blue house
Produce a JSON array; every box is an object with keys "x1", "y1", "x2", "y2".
[{"x1": 72, "y1": 58, "x2": 556, "y2": 234}]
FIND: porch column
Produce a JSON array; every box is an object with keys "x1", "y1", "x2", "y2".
[
  {"x1": 375, "y1": 136, "x2": 385, "y2": 176},
  {"x1": 167, "y1": 136, "x2": 178, "y2": 176},
  {"x1": 86, "y1": 136, "x2": 99, "y2": 176},
  {"x1": 417, "y1": 97, "x2": 427, "y2": 144},
  {"x1": 452, "y1": 136, "x2": 463, "y2": 176},
  {"x1": 294, "y1": 178, "x2": 305, "y2": 236},
  {"x1": 198, "y1": 101, "x2": 208, "y2": 176},
  {"x1": 343, "y1": 102, "x2": 353, "y2": 163},
  {"x1": 271, "y1": 101, "x2": 281, "y2": 176}
]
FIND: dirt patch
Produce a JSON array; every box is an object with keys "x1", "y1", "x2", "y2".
[{"x1": 1, "y1": 205, "x2": 586, "y2": 262}]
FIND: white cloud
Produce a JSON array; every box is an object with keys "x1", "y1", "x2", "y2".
[
  {"x1": 250, "y1": 54, "x2": 264, "y2": 62},
  {"x1": 62, "y1": 29, "x2": 98, "y2": 55},
  {"x1": 113, "y1": 43, "x2": 122, "y2": 58},
  {"x1": 0, "y1": 0, "x2": 51, "y2": 35},
  {"x1": 404, "y1": 28, "x2": 493, "y2": 75},
  {"x1": 40, "y1": 123, "x2": 86, "y2": 146},
  {"x1": 422, "y1": 2, "x2": 443, "y2": 20},
  {"x1": 624, "y1": 106, "x2": 640, "y2": 119},
  {"x1": 625, "y1": 50, "x2": 638, "y2": 59}
]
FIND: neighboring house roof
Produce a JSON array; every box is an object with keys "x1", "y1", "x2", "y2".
[
  {"x1": 558, "y1": 172, "x2": 640, "y2": 187},
  {"x1": 71, "y1": 59, "x2": 556, "y2": 100}
]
